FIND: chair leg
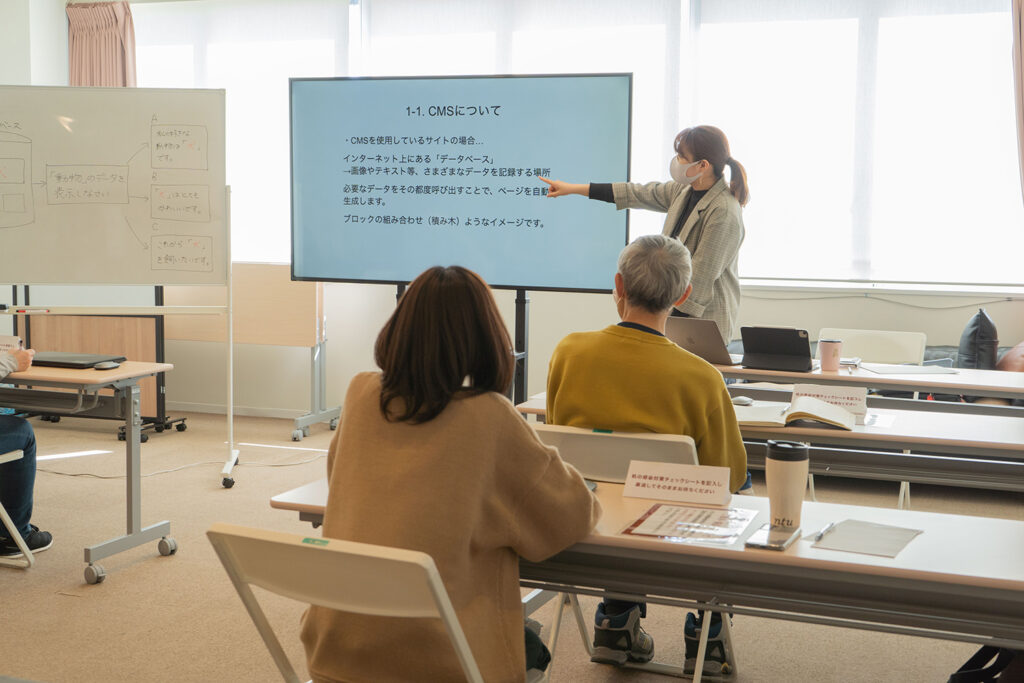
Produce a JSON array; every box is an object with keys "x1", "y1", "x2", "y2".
[
  {"x1": 721, "y1": 607, "x2": 738, "y2": 675},
  {"x1": 806, "y1": 472, "x2": 817, "y2": 502},
  {"x1": 537, "y1": 594, "x2": 568, "y2": 682},
  {"x1": 0, "y1": 502, "x2": 34, "y2": 569},
  {"x1": 898, "y1": 481, "x2": 911, "y2": 510},
  {"x1": 690, "y1": 608, "x2": 715, "y2": 683},
  {"x1": 568, "y1": 594, "x2": 594, "y2": 655}
]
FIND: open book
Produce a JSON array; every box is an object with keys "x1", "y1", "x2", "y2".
[{"x1": 733, "y1": 396, "x2": 855, "y2": 431}]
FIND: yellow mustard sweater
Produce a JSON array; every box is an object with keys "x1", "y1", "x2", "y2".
[
  {"x1": 547, "y1": 324, "x2": 748, "y2": 492},
  {"x1": 301, "y1": 372, "x2": 601, "y2": 683}
]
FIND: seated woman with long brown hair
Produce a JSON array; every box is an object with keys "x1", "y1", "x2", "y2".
[{"x1": 301, "y1": 265, "x2": 601, "y2": 682}]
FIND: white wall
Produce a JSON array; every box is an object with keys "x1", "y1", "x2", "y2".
[
  {"x1": 159, "y1": 281, "x2": 1024, "y2": 418},
  {"x1": 0, "y1": 0, "x2": 67, "y2": 86},
  {"x1": 0, "y1": 1, "x2": 32, "y2": 85},
  {"x1": 28, "y1": 0, "x2": 68, "y2": 85}
]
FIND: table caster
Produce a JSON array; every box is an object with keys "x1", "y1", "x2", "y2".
[
  {"x1": 158, "y1": 537, "x2": 178, "y2": 556},
  {"x1": 292, "y1": 429, "x2": 304, "y2": 441},
  {"x1": 117, "y1": 432, "x2": 126, "y2": 441},
  {"x1": 329, "y1": 418, "x2": 339, "y2": 430},
  {"x1": 85, "y1": 564, "x2": 106, "y2": 584},
  {"x1": 222, "y1": 477, "x2": 235, "y2": 488}
]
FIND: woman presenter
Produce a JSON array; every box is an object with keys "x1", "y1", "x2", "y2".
[{"x1": 540, "y1": 124, "x2": 748, "y2": 343}]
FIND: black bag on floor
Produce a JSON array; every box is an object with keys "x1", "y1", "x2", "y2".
[{"x1": 947, "y1": 646, "x2": 1018, "y2": 682}]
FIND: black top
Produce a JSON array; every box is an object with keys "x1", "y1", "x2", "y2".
[
  {"x1": 617, "y1": 321, "x2": 664, "y2": 337},
  {"x1": 670, "y1": 188, "x2": 708, "y2": 239},
  {"x1": 589, "y1": 183, "x2": 614, "y2": 203}
]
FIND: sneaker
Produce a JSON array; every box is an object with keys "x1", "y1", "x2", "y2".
[
  {"x1": 0, "y1": 524, "x2": 53, "y2": 557},
  {"x1": 684, "y1": 611, "x2": 732, "y2": 676},
  {"x1": 591, "y1": 603, "x2": 655, "y2": 665}
]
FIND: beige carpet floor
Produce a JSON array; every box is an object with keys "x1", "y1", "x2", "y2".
[{"x1": 0, "y1": 412, "x2": 1020, "y2": 682}]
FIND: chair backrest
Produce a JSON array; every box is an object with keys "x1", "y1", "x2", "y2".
[
  {"x1": 818, "y1": 327, "x2": 927, "y2": 365},
  {"x1": 207, "y1": 522, "x2": 484, "y2": 683},
  {"x1": 532, "y1": 424, "x2": 698, "y2": 483}
]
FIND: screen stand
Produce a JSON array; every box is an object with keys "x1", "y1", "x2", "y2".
[
  {"x1": 513, "y1": 289, "x2": 529, "y2": 405},
  {"x1": 394, "y1": 283, "x2": 528, "y2": 406}
]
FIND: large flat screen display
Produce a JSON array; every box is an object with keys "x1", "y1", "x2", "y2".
[{"x1": 290, "y1": 74, "x2": 631, "y2": 291}]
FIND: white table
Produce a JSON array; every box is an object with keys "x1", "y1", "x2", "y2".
[
  {"x1": 518, "y1": 394, "x2": 1024, "y2": 492},
  {"x1": 270, "y1": 479, "x2": 1024, "y2": 653},
  {"x1": 715, "y1": 363, "x2": 1024, "y2": 404},
  {"x1": 0, "y1": 361, "x2": 178, "y2": 584}
]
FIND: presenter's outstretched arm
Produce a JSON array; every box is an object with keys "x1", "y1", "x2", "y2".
[{"x1": 537, "y1": 176, "x2": 589, "y2": 198}]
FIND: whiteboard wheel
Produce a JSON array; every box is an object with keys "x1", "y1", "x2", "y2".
[
  {"x1": 85, "y1": 564, "x2": 106, "y2": 584},
  {"x1": 158, "y1": 537, "x2": 178, "y2": 556},
  {"x1": 329, "y1": 418, "x2": 339, "y2": 430},
  {"x1": 292, "y1": 429, "x2": 304, "y2": 441}
]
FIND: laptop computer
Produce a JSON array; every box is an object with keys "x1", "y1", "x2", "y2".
[
  {"x1": 32, "y1": 351, "x2": 127, "y2": 369},
  {"x1": 665, "y1": 317, "x2": 742, "y2": 365},
  {"x1": 740, "y1": 327, "x2": 818, "y2": 372}
]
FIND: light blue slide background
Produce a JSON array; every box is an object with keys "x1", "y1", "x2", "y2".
[{"x1": 291, "y1": 75, "x2": 630, "y2": 291}]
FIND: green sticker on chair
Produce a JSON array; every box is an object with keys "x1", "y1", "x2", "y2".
[{"x1": 302, "y1": 538, "x2": 328, "y2": 546}]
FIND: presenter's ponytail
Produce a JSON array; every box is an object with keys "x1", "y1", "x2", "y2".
[{"x1": 674, "y1": 125, "x2": 750, "y2": 207}]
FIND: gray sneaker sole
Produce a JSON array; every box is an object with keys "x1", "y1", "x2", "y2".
[{"x1": 591, "y1": 645, "x2": 655, "y2": 666}]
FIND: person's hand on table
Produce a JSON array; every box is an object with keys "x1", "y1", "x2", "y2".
[
  {"x1": 8, "y1": 348, "x2": 35, "y2": 371},
  {"x1": 537, "y1": 176, "x2": 589, "y2": 198}
]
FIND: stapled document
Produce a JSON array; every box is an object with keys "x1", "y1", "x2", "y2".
[
  {"x1": 861, "y1": 363, "x2": 958, "y2": 375},
  {"x1": 621, "y1": 503, "x2": 758, "y2": 546},
  {"x1": 811, "y1": 519, "x2": 922, "y2": 557}
]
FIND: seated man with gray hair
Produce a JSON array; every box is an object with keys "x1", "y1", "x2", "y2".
[{"x1": 547, "y1": 233, "x2": 748, "y2": 675}]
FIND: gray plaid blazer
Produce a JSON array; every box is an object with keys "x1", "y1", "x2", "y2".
[{"x1": 611, "y1": 177, "x2": 744, "y2": 343}]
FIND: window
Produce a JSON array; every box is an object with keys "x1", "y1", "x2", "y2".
[
  {"x1": 697, "y1": 0, "x2": 1023, "y2": 286},
  {"x1": 133, "y1": 0, "x2": 349, "y2": 263},
  {"x1": 133, "y1": 0, "x2": 1024, "y2": 286}
]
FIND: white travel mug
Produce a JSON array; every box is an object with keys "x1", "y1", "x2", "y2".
[
  {"x1": 765, "y1": 440, "x2": 809, "y2": 529},
  {"x1": 819, "y1": 338, "x2": 842, "y2": 372}
]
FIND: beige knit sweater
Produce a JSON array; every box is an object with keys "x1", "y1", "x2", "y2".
[{"x1": 301, "y1": 372, "x2": 602, "y2": 682}]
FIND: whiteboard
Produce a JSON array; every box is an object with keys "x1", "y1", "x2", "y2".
[{"x1": 0, "y1": 85, "x2": 227, "y2": 285}]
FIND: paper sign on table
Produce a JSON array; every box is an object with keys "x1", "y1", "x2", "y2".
[
  {"x1": 623, "y1": 460, "x2": 731, "y2": 506},
  {"x1": 0, "y1": 335, "x2": 22, "y2": 354}
]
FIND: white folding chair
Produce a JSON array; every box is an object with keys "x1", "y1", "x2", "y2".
[
  {"x1": 532, "y1": 424, "x2": 699, "y2": 482},
  {"x1": 0, "y1": 450, "x2": 35, "y2": 569},
  {"x1": 818, "y1": 327, "x2": 927, "y2": 509},
  {"x1": 530, "y1": 425, "x2": 736, "y2": 680},
  {"x1": 209, "y1": 522, "x2": 533, "y2": 683},
  {"x1": 817, "y1": 327, "x2": 927, "y2": 366}
]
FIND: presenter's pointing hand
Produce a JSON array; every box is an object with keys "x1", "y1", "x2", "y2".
[{"x1": 538, "y1": 176, "x2": 587, "y2": 198}]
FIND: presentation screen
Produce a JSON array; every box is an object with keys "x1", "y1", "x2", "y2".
[{"x1": 290, "y1": 74, "x2": 631, "y2": 291}]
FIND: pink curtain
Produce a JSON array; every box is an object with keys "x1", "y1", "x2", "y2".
[{"x1": 66, "y1": 2, "x2": 137, "y2": 87}]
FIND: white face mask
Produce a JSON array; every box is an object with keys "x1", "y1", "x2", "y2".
[{"x1": 670, "y1": 157, "x2": 703, "y2": 186}]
